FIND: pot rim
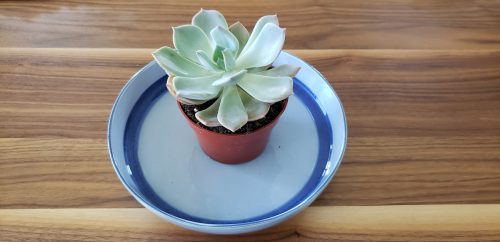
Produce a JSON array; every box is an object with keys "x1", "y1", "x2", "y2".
[{"x1": 176, "y1": 98, "x2": 289, "y2": 136}]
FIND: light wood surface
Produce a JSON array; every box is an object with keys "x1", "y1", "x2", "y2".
[
  {"x1": 2, "y1": 48, "x2": 500, "y2": 209},
  {"x1": 2, "y1": 1, "x2": 500, "y2": 241},
  {"x1": 1, "y1": 0, "x2": 500, "y2": 49},
  {"x1": 2, "y1": 205, "x2": 500, "y2": 241}
]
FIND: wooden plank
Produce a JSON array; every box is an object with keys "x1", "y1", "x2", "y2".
[
  {"x1": 0, "y1": 138, "x2": 139, "y2": 208},
  {"x1": 1, "y1": 0, "x2": 500, "y2": 49},
  {"x1": 1, "y1": 137, "x2": 500, "y2": 208},
  {"x1": 1, "y1": 205, "x2": 500, "y2": 241},
  {"x1": 0, "y1": 49, "x2": 146, "y2": 138},
  {"x1": 1, "y1": 48, "x2": 500, "y2": 208},
  {"x1": 2, "y1": 48, "x2": 500, "y2": 138}
]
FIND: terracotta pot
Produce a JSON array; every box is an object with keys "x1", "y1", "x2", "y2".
[{"x1": 177, "y1": 99, "x2": 288, "y2": 164}]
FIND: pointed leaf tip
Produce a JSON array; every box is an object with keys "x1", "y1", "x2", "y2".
[
  {"x1": 173, "y1": 73, "x2": 223, "y2": 100},
  {"x1": 255, "y1": 64, "x2": 300, "y2": 77},
  {"x1": 229, "y1": 22, "x2": 250, "y2": 56},
  {"x1": 210, "y1": 26, "x2": 239, "y2": 56},
  {"x1": 152, "y1": 46, "x2": 210, "y2": 77},
  {"x1": 212, "y1": 69, "x2": 247, "y2": 87},
  {"x1": 173, "y1": 25, "x2": 213, "y2": 63},
  {"x1": 237, "y1": 73, "x2": 293, "y2": 103},
  {"x1": 192, "y1": 9, "x2": 228, "y2": 37},
  {"x1": 235, "y1": 23, "x2": 285, "y2": 69},
  {"x1": 195, "y1": 96, "x2": 222, "y2": 127},
  {"x1": 239, "y1": 15, "x2": 279, "y2": 55},
  {"x1": 195, "y1": 50, "x2": 220, "y2": 71},
  {"x1": 239, "y1": 88, "x2": 271, "y2": 121}
]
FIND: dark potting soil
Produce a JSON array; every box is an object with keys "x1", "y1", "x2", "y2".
[{"x1": 180, "y1": 99, "x2": 286, "y2": 134}]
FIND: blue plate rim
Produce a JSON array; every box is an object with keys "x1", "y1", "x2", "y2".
[{"x1": 107, "y1": 51, "x2": 348, "y2": 229}]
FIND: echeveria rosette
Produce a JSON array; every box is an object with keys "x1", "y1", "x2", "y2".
[{"x1": 152, "y1": 9, "x2": 300, "y2": 132}]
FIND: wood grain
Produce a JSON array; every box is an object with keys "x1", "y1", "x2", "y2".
[
  {"x1": 1, "y1": 205, "x2": 500, "y2": 241},
  {"x1": 1, "y1": 0, "x2": 500, "y2": 49},
  {"x1": 2, "y1": 48, "x2": 500, "y2": 138},
  {"x1": 1, "y1": 48, "x2": 500, "y2": 208},
  {"x1": 2, "y1": 1, "x2": 500, "y2": 240},
  {"x1": 0, "y1": 138, "x2": 138, "y2": 208}
]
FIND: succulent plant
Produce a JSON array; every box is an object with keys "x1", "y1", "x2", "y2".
[{"x1": 152, "y1": 9, "x2": 300, "y2": 132}]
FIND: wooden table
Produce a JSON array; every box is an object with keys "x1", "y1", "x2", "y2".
[{"x1": 1, "y1": 1, "x2": 500, "y2": 241}]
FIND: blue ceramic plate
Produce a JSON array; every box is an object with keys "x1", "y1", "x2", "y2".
[{"x1": 108, "y1": 51, "x2": 347, "y2": 234}]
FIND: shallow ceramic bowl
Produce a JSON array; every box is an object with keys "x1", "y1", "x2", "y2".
[{"x1": 108, "y1": 51, "x2": 347, "y2": 234}]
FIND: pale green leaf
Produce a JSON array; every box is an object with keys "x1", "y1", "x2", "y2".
[
  {"x1": 238, "y1": 87, "x2": 270, "y2": 121},
  {"x1": 238, "y1": 15, "x2": 278, "y2": 57},
  {"x1": 247, "y1": 66, "x2": 270, "y2": 73},
  {"x1": 237, "y1": 73, "x2": 293, "y2": 103},
  {"x1": 152, "y1": 47, "x2": 210, "y2": 77},
  {"x1": 235, "y1": 23, "x2": 285, "y2": 69},
  {"x1": 222, "y1": 48, "x2": 236, "y2": 71},
  {"x1": 210, "y1": 26, "x2": 239, "y2": 56},
  {"x1": 229, "y1": 22, "x2": 249, "y2": 56},
  {"x1": 217, "y1": 85, "x2": 248, "y2": 132},
  {"x1": 196, "y1": 50, "x2": 220, "y2": 71},
  {"x1": 168, "y1": 75, "x2": 207, "y2": 104},
  {"x1": 212, "y1": 70, "x2": 247, "y2": 87},
  {"x1": 173, "y1": 73, "x2": 223, "y2": 100},
  {"x1": 255, "y1": 64, "x2": 300, "y2": 77},
  {"x1": 192, "y1": 9, "x2": 228, "y2": 37},
  {"x1": 195, "y1": 96, "x2": 222, "y2": 127},
  {"x1": 173, "y1": 25, "x2": 213, "y2": 63}
]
